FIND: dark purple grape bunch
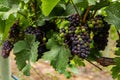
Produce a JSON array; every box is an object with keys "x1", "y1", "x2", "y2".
[
  {"x1": 9, "y1": 22, "x2": 20, "y2": 39},
  {"x1": 59, "y1": 14, "x2": 91, "y2": 59},
  {"x1": 1, "y1": 40, "x2": 13, "y2": 58},
  {"x1": 90, "y1": 15, "x2": 110, "y2": 50},
  {"x1": 69, "y1": 24, "x2": 91, "y2": 59}
]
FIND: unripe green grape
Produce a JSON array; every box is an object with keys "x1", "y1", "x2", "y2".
[
  {"x1": 81, "y1": 28, "x2": 85, "y2": 32},
  {"x1": 43, "y1": 37, "x2": 47, "y2": 42},
  {"x1": 66, "y1": 30, "x2": 69, "y2": 33},
  {"x1": 88, "y1": 24, "x2": 94, "y2": 28},
  {"x1": 60, "y1": 32, "x2": 64, "y2": 37},
  {"x1": 75, "y1": 29, "x2": 80, "y2": 34},
  {"x1": 65, "y1": 26, "x2": 68, "y2": 30},
  {"x1": 97, "y1": 20, "x2": 103, "y2": 24},
  {"x1": 92, "y1": 20, "x2": 95, "y2": 24}
]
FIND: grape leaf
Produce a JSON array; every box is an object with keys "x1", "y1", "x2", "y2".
[
  {"x1": 41, "y1": 0, "x2": 60, "y2": 16},
  {"x1": 0, "y1": 19, "x2": 5, "y2": 34},
  {"x1": 42, "y1": 38, "x2": 71, "y2": 73},
  {"x1": 0, "y1": 0, "x2": 9, "y2": 11},
  {"x1": 105, "y1": 2, "x2": 120, "y2": 29},
  {"x1": 87, "y1": 0, "x2": 96, "y2": 5},
  {"x1": 13, "y1": 35, "x2": 39, "y2": 76},
  {"x1": 2, "y1": 15, "x2": 15, "y2": 41},
  {"x1": 73, "y1": 0, "x2": 88, "y2": 9},
  {"x1": 91, "y1": 0, "x2": 110, "y2": 10},
  {"x1": 2, "y1": 5, "x2": 19, "y2": 20},
  {"x1": 71, "y1": 55, "x2": 85, "y2": 66},
  {"x1": 111, "y1": 57, "x2": 120, "y2": 79},
  {"x1": 64, "y1": 3, "x2": 82, "y2": 15},
  {"x1": 115, "y1": 48, "x2": 120, "y2": 56}
]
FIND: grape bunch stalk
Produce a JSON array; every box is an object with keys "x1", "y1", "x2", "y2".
[{"x1": 59, "y1": 14, "x2": 91, "y2": 59}]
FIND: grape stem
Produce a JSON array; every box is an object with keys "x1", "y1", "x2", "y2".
[
  {"x1": 32, "y1": 0, "x2": 38, "y2": 26},
  {"x1": 85, "y1": 59, "x2": 102, "y2": 70},
  {"x1": 83, "y1": 6, "x2": 91, "y2": 23},
  {"x1": 91, "y1": 10, "x2": 97, "y2": 18}
]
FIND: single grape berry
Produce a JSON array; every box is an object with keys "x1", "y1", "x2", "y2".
[{"x1": 1, "y1": 40, "x2": 13, "y2": 58}]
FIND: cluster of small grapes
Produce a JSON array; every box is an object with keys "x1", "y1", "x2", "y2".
[
  {"x1": 1, "y1": 22, "x2": 20, "y2": 58},
  {"x1": 25, "y1": 21, "x2": 57, "y2": 59},
  {"x1": 1, "y1": 40, "x2": 14, "y2": 58},
  {"x1": 88, "y1": 15, "x2": 110, "y2": 50},
  {"x1": 9, "y1": 22, "x2": 20, "y2": 39},
  {"x1": 60, "y1": 14, "x2": 91, "y2": 59},
  {"x1": 24, "y1": 26, "x2": 47, "y2": 59}
]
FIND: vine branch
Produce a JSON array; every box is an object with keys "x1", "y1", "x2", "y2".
[
  {"x1": 85, "y1": 59, "x2": 102, "y2": 70},
  {"x1": 91, "y1": 10, "x2": 97, "y2": 18},
  {"x1": 96, "y1": 57, "x2": 115, "y2": 67},
  {"x1": 83, "y1": 6, "x2": 91, "y2": 23},
  {"x1": 32, "y1": 0, "x2": 38, "y2": 26}
]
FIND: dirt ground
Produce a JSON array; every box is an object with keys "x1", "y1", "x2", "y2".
[{"x1": 11, "y1": 54, "x2": 113, "y2": 80}]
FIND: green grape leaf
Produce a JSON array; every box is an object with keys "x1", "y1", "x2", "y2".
[
  {"x1": 91, "y1": 0, "x2": 110, "y2": 10},
  {"x1": 64, "y1": 3, "x2": 82, "y2": 15},
  {"x1": 2, "y1": 5, "x2": 19, "y2": 20},
  {"x1": 105, "y1": 2, "x2": 120, "y2": 29},
  {"x1": 0, "y1": 19, "x2": 5, "y2": 34},
  {"x1": 42, "y1": 38, "x2": 71, "y2": 73},
  {"x1": 49, "y1": 4, "x2": 65, "y2": 16},
  {"x1": 115, "y1": 48, "x2": 120, "y2": 56},
  {"x1": 41, "y1": 0, "x2": 60, "y2": 16},
  {"x1": 71, "y1": 55, "x2": 85, "y2": 66},
  {"x1": 74, "y1": 0, "x2": 88, "y2": 9},
  {"x1": 87, "y1": 0, "x2": 96, "y2": 6},
  {"x1": 0, "y1": 0, "x2": 9, "y2": 11},
  {"x1": 111, "y1": 57, "x2": 120, "y2": 79},
  {"x1": 88, "y1": 48, "x2": 101, "y2": 61},
  {"x1": 13, "y1": 35, "x2": 39, "y2": 76},
  {"x1": 2, "y1": 15, "x2": 15, "y2": 41},
  {"x1": 21, "y1": 0, "x2": 29, "y2": 3}
]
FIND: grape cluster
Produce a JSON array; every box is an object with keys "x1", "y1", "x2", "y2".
[
  {"x1": 24, "y1": 26, "x2": 47, "y2": 59},
  {"x1": 69, "y1": 25, "x2": 91, "y2": 58},
  {"x1": 9, "y1": 22, "x2": 20, "y2": 39},
  {"x1": 24, "y1": 21, "x2": 57, "y2": 59},
  {"x1": 1, "y1": 22, "x2": 20, "y2": 58},
  {"x1": 1, "y1": 40, "x2": 13, "y2": 58},
  {"x1": 60, "y1": 14, "x2": 91, "y2": 59},
  {"x1": 88, "y1": 15, "x2": 110, "y2": 50}
]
